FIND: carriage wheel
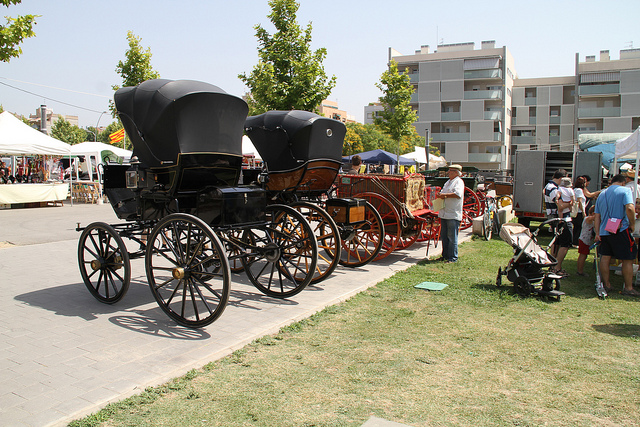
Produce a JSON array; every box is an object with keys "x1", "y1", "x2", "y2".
[
  {"x1": 463, "y1": 187, "x2": 481, "y2": 219},
  {"x1": 222, "y1": 229, "x2": 253, "y2": 273},
  {"x1": 396, "y1": 221, "x2": 422, "y2": 250},
  {"x1": 291, "y1": 201, "x2": 341, "y2": 284},
  {"x1": 460, "y1": 211, "x2": 473, "y2": 231},
  {"x1": 354, "y1": 192, "x2": 401, "y2": 260},
  {"x1": 514, "y1": 276, "x2": 532, "y2": 297},
  {"x1": 242, "y1": 204, "x2": 318, "y2": 298},
  {"x1": 78, "y1": 222, "x2": 131, "y2": 304},
  {"x1": 145, "y1": 214, "x2": 230, "y2": 328},
  {"x1": 339, "y1": 200, "x2": 385, "y2": 268},
  {"x1": 498, "y1": 195, "x2": 513, "y2": 208}
]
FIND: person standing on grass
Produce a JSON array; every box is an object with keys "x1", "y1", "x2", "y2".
[
  {"x1": 436, "y1": 164, "x2": 464, "y2": 263},
  {"x1": 572, "y1": 176, "x2": 588, "y2": 246},
  {"x1": 594, "y1": 174, "x2": 639, "y2": 297},
  {"x1": 551, "y1": 177, "x2": 575, "y2": 277},
  {"x1": 544, "y1": 169, "x2": 567, "y2": 256},
  {"x1": 576, "y1": 206, "x2": 595, "y2": 277}
]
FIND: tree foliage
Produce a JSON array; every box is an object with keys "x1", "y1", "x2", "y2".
[
  {"x1": 374, "y1": 60, "x2": 418, "y2": 159},
  {"x1": 111, "y1": 31, "x2": 160, "y2": 117},
  {"x1": 50, "y1": 117, "x2": 86, "y2": 145},
  {"x1": 239, "y1": 0, "x2": 336, "y2": 114},
  {"x1": 0, "y1": 0, "x2": 37, "y2": 62}
]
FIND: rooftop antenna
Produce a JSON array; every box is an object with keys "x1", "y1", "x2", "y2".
[{"x1": 625, "y1": 41, "x2": 634, "y2": 49}]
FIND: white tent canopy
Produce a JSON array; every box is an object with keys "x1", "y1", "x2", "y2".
[
  {"x1": 242, "y1": 135, "x2": 262, "y2": 160},
  {"x1": 402, "y1": 146, "x2": 447, "y2": 169},
  {"x1": 0, "y1": 111, "x2": 71, "y2": 155},
  {"x1": 69, "y1": 141, "x2": 132, "y2": 160},
  {"x1": 615, "y1": 127, "x2": 640, "y2": 158}
]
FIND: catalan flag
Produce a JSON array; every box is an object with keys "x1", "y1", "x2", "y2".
[{"x1": 109, "y1": 128, "x2": 125, "y2": 144}]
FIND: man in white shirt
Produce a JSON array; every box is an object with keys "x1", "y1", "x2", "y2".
[
  {"x1": 436, "y1": 164, "x2": 464, "y2": 263},
  {"x1": 623, "y1": 170, "x2": 640, "y2": 200}
]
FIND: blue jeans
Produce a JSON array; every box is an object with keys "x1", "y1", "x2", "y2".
[{"x1": 440, "y1": 219, "x2": 460, "y2": 262}]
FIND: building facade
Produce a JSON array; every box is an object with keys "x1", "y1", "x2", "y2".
[
  {"x1": 319, "y1": 100, "x2": 356, "y2": 123},
  {"x1": 387, "y1": 41, "x2": 640, "y2": 172},
  {"x1": 28, "y1": 105, "x2": 79, "y2": 135}
]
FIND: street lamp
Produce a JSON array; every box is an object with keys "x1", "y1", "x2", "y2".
[{"x1": 95, "y1": 111, "x2": 107, "y2": 142}]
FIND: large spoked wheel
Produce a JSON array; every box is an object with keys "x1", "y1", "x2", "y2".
[
  {"x1": 339, "y1": 200, "x2": 385, "y2": 267},
  {"x1": 242, "y1": 204, "x2": 318, "y2": 298},
  {"x1": 463, "y1": 187, "x2": 482, "y2": 220},
  {"x1": 355, "y1": 192, "x2": 400, "y2": 261},
  {"x1": 78, "y1": 222, "x2": 131, "y2": 304},
  {"x1": 291, "y1": 201, "x2": 341, "y2": 284},
  {"x1": 145, "y1": 213, "x2": 230, "y2": 328}
]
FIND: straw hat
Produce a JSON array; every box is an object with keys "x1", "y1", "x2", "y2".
[
  {"x1": 448, "y1": 164, "x2": 462, "y2": 171},
  {"x1": 625, "y1": 170, "x2": 636, "y2": 179}
]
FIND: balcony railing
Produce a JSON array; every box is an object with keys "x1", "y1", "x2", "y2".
[
  {"x1": 529, "y1": 117, "x2": 536, "y2": 125},
  {"x1": 408, "y1": 73, "x2": 419, "y2": 83},
  {"x1": 579, "y1": 83, "x2": 620, "y2": 96},
  {"x1": 410, "y1": 93, "x2": 418, "y2": 104},
  {"x1": 524, "y1": 97, "x2": 537, "y2": 105},
  {"x1": 464, "y1": 69, "x2": 503, "y2": 80},
  {"x1": 549, "y1": 116, "x2": 561, "y2": 124},
  {"x1": 468, "y1": 153, "x2": 501, "y2": 163},
  {"x1": 441, "y1": 112, "x2": 461, "y2": 121},
  {"x1": 484, "y1": 111, "x2": 502, "y2": 120},
  {"x1": 549, "y1": 135, "x2": 560, "y2": 144},
  {"x1": 578, "y1": 107, "x2": 621, "y2": 118},
  {"x1": 494, "y1": 132, "x2": 502, "y2": 142},
  {"x1": 512, "y1": 136, "x2": 535, "y2": 144},
  {"x1": 431, "y1": 133, "x2": 471, "y2": 142},
  {"x1": 464, "y1": 90, "x2": 503, "y2": 100}
]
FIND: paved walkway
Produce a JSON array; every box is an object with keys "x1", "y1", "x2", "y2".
[{"x1": 0, "y1": 202, "x2": 471, "y2": 426}]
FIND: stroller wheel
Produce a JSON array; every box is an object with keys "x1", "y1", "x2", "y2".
[
  {"x1": 514, "y1": 276, "x2": 532, "y2": 297},
  {"x1": 553, "y1": 278, "x2": 561, "y2": 291},
  {"x1": 496, "y1": 267, "x2": 502, "y2": 287}
]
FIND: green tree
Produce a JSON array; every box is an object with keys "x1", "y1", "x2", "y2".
[
  {"x1": 239, "y1": 0, "x2": 336, "y2": 114},
  {"x1": 342, "y1": 125, "x2": 363, "y2": 156},
  {"x1": 374, "y1": 60, "x2": 418, "y2": 164},
  {"x1": 0, "y1": 0, "x2": 37, "y2": 62},
  {"x1": 50, "y1": 117, "x2": 86, "y2": 145},
  {"x1": 111, "y1": 31, "x2": 160, "y2": 116}
]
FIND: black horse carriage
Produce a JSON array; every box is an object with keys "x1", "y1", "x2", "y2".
[
  {"x1": 76, "y1": 79, "x2": 319, "y2": 328},
  {"x1": 244, "y1": 111, "x2": 385, "y2": 283}
]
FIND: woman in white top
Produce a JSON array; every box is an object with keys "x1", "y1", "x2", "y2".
[{"x1": 572, "y1": 176, "x2": 588, "y2": 246}]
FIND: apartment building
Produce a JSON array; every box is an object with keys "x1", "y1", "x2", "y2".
[
  {"x1": 386, "y1": 41, "x2": 640, "y2": 172},
  {"x1": 319, "y1": 99, "x2": 356, "y2": 123},
  {"x1": 28, "y1": 104, "x2": 79, "y2": 135}
]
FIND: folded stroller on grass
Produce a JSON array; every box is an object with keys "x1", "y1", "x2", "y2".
[{"x1": 496, "y1": 219, "x2": 565, "y2": 301}]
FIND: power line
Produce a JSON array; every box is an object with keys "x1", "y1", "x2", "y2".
[
  {"x1": 0, "y1": 76, "x2": 110, "y2": 99},
  {"x1": 0, "y1": 80, "x2": 108, "y2": 114}
]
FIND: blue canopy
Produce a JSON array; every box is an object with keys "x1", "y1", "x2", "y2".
[{"x1": 343, "y1": 149, "x2": 415, "y2": 166}]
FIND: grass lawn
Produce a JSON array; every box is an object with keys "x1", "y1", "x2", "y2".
[{"x1": 71, "y1": 227, "x2": 640, "y2": 427}]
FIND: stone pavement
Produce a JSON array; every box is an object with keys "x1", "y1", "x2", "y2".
[{"x1": 0, "y1": 202, "x2": 471, "y2": 426}]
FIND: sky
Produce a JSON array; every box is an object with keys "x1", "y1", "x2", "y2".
[{"x1": 0, "y1": 0, "x2": 638, "y2": 128}]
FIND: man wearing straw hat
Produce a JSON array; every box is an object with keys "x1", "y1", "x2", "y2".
[{"x1": 436, "y1": 164, "x2": 464, "y2": 263}]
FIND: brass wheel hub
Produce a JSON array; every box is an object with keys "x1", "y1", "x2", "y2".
[{"x1": 172, "y1": 267, "x2": 186, "y2": 280}]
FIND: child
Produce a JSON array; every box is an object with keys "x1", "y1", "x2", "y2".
[{"x1": 576, "y1": 206, "x2": 596, "y2": 276}]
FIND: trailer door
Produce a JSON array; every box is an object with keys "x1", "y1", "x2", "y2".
[{"x1": 513, "y1": 151, "x2": 546, "y2": 215}]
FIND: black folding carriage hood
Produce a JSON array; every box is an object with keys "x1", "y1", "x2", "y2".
[
  {"x1": 114, "y1": 79, "x2": 248, "y2": 168},
  {"x1": 244, "y1": 110, "x2": 346, "y2": 172}
]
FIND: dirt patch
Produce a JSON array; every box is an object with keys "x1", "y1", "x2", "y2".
[{"x1": 0, "y1": 241, "x2": 16, "y2": 248}]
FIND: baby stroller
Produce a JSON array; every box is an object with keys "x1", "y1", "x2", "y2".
[{"x1": 496, "y1": 218, "x2": 565, "y2": 301}]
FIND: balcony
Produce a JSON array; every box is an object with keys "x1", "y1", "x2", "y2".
[
  {"x1": 464, "y1": 90, "x2": 503, "y2": 100},
  {"x1": 410, "y1": 93, "x2": 418, "y2": 104},
  {"x1": 408, "y1": 72, "x2": 419, "y2": 84},
  {"x1": 431, "y1": 133, "x2": 470, "y2": 142},
  {"x1": 579, "y1": 83, "x2": 620, "y2": 96},
  {"x1": 549, "y1": 135, "x2": 560, "y2": 144},
  {"x1": 468, "y1": 153, "x2": 501, "y2": 163},
  {"x1": 464, "y1": 69, "x2": 503, "y2": 80},
  {"x1": 525, "y1": 97, "x2": 537, "y2": 105},
  {"x1": 494, "y1": 132, "x2": 502, "y2": 142},
  {"x1": 578, "y1": 107, "x2": 621, "y2": 118},
  {"x1": 549, "y1": 116, "x2": 561, "y2": 124},
  {"x1": 441, "y1": 112, "x2": 461, "y2": 121},
  {"x1": 484, "y1": 111, "x2": 502, "y2": 120},
  {"x1": 512, "y1": 136, "x2": 535, "y2": 144},
  {"x1": 529, "y1": 117, "x2": 536, "y2": 125}
]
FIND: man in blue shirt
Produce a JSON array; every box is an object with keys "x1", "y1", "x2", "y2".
[{"x1": 594, "y1": 174, "x2": 638, "y2": 296}]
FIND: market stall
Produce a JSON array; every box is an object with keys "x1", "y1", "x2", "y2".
[{"x1": 0, "y1": 111, "x2": 71, "y2": 206}]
